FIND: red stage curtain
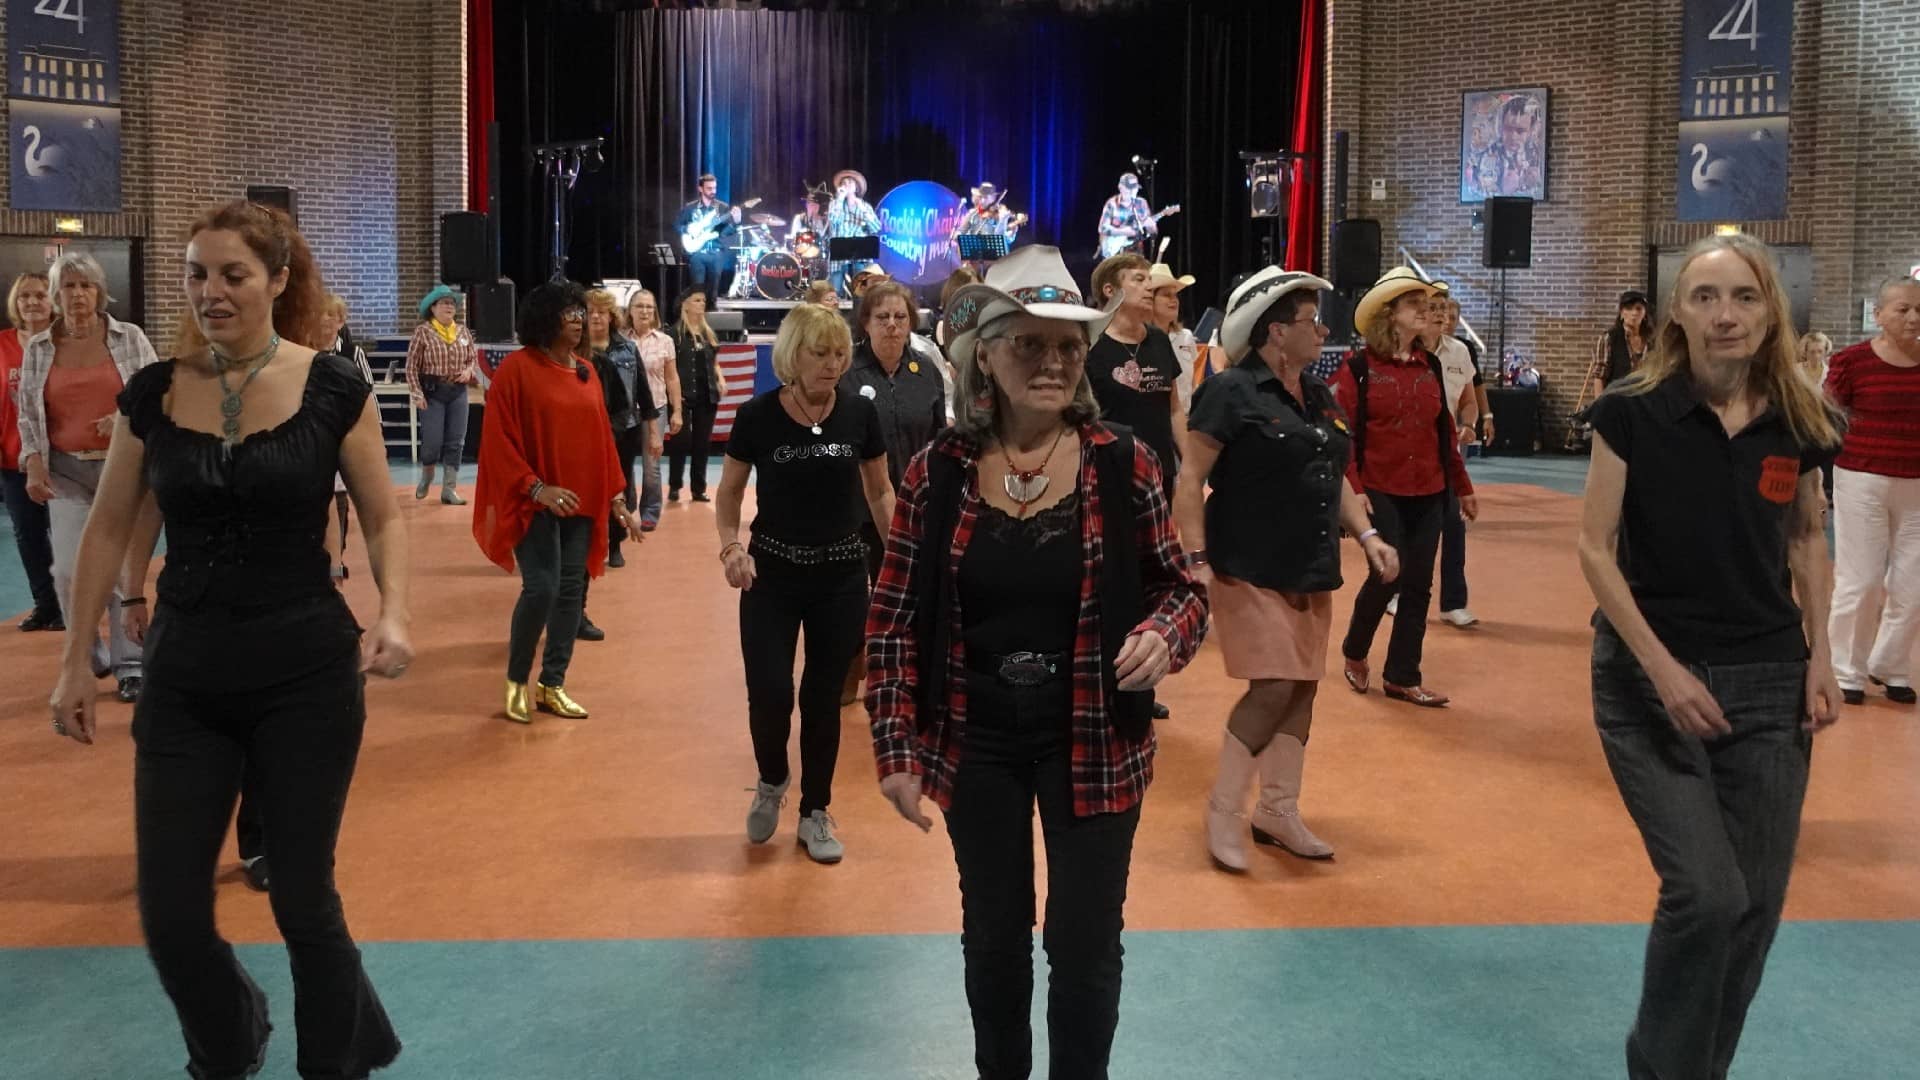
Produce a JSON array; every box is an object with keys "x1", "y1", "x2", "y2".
[
  {"x1": 468, "y1": 0, "x2": 495, "y2": 211},
  {"x1": 1285, "y1": 0, "x2": 1323, "y2": 272}
]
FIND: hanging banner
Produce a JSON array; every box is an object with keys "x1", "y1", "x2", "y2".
[
  {"x1": 1676, "y1": 0, "x2": 1793, "y2": 222},
  {"x1": 7, "y1": 0, "x2": 121, "y2": 105},
  {"x1": 8, "y1": 98, "x2": 120, "y2": 212}
]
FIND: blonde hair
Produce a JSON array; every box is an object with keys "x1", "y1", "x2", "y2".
[
  {"x1": 323, "y1": 293, "x2": 349, "y2": 320},
  {"x1": 1617, "y1": 234, "x2": 1842, "y2": 448},
  {"x1": 626, "y1": 288, "x2": 661, "y2": 334},
  {"x1": 6, "y1": 271, "x2": 50, "y2": 329},
  {"x1": 804, "y1": 281, "x2": 839, "y2": 307},
  {"x1": 950, "y1": 315, "x2": 1101, "y2": 440},
  {"x1": 586, "y1": 288, "x2": 624, "y2": 344},
  {"x1": 1797, "y1": 331, "x2": 1831, "y2": 365},
  {"x1": 677, "y1": 288, "x2": 718, "y2": 347},
  {"x1": 771, "y1": 303, "x2": 853, "y2": 383}
]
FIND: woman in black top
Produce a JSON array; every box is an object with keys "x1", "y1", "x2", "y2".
[
  {"x1": 667, "y1": 286, "x2": 728, "y2": 502},
  {"x1": 1578, "y1": 234, "x2": 1842, "y2": 1080},
  {"x1": 715, "y1": 303, "x2": 894, "y2": 864},
  {"x1": 48, "y1": 201, "x2": 411, "y2": 1078},
  {"x1": 1175, "y1": 268, "x2": 1399, "y2": 872}
]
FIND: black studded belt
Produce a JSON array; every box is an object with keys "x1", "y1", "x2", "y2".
[{"x1": 972, "y1": 650, "x2": 1067, "y2": 687}]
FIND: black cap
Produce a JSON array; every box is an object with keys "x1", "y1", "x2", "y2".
[{"x1": 1618, "y1": 289, "x2": 1649, "y2": 309}]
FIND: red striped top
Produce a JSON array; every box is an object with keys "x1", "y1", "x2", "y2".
[{"x1": 1826, "y1": 340, "x2": 1920, "y2": 478}]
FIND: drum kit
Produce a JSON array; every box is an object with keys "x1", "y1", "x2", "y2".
[{"x1": 727, "y1": 212, "x2": 832, "y2": 300}]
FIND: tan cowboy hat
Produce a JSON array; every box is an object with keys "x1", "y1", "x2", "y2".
[
  {"x1": 832, "y1": 169, "x2": 868, "y2": 198},
  {"x1": 1146, "y1": 263, "x2": 1196, "y2": 294},
  {"x1": 1219, "y1": 266, "x2": 1334, "y2": 361},
  {"x1": 945, "y1": 245, "x2": 1115, "y2": 370},
  {"x1": 1354, "y1": 266, "x2": 1448, "y2": 332},
  {"x1": 853, "y1": 262, "x2": 888, "y2": 281}
]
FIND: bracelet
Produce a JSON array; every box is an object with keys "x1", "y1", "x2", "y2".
[
  {"x1": 1188, "y1": 549, "x2": 1208, "y2": 567},
  {"x1": 719, "y1": 541, "x2": 744, "y2": 561},
  {"x1": 1357, "y1": 528, "x2": 1380, "y2": 543},
  {"x1": 529, "y1": 480, "x2": 545, "y2": 503},
  {"x1": 120, "y1": 597, "x2": 147, "y2": 608}
]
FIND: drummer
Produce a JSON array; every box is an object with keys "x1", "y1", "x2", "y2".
[{"x1": 788, "y1": 186, "x2": 829, "y2": 253}]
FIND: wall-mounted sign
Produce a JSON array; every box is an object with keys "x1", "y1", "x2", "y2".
[
  {"x1": 1676, "y1": 0, "x2": 1792, "y2": 222},
  {"x1": 6, "y1": 0, "x2": 121, "y2": 105},
  {"x1": 8, "y1": 99, "x2": 121, "y2": 212}
]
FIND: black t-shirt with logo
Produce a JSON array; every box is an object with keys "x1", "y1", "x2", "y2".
[
  {"x1": 1087, "y1": 326, "x2": 1179, "y2": 491},
  {"x1": 726, "y1": 388, "x2": 886, "y2": 545}
]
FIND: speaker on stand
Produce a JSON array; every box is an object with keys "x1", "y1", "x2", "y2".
[{"x1": 1481, "y1": 196, "x2": 1534, "y2": 366}]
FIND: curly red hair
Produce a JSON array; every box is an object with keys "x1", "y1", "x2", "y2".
[{"x1": 172, "y1": 200, "x2": 329, "y2": 357}]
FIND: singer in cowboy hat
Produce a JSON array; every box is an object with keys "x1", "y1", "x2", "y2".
[
  {"x1": 868, "y1": 246, "x2": 1206, "y2": 1080},
  {"x1": 1175, "y1": 266, "x2": 1400, "y2": 871},
  {"x1": 1331, "y1": 266, "x2": 1479, "y2": 709},
  {"x1": 826, "y1": 170, "x2": 880, "y2": 297}
]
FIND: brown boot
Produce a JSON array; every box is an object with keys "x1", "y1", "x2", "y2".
[
  {"x1": 1250, "y1": 733, "x2": 1333, "y2": 859},
  {"x1": 1205, "y1": 732, "x2": 1257, "y2": 873}
]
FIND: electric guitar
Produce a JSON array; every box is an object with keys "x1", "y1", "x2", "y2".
[
  {"x1": 681, "y1": 197, "x2": 762, "y2": 255},
  {"x1": 1098, "y1": 204, "x2": 1182, "y2": 258}
]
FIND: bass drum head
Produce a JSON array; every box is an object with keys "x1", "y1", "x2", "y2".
[{"x1": 754, "y1": 251, "x2": 803, "y2": 300}]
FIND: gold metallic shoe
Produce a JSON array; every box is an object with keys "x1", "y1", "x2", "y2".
[
  {"x1": 504, "y1": 680, "x2": 532, "y2": 724},
  {"x1": 536, "y1": 683, "x2": 588, "y2": 719}
]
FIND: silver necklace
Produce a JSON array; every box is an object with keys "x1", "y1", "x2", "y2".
[
  {"x1": 211, "y1": 334, "x2": 281, "y2": 449},
  {"x1": 1001, "y1": 427, "x2": 1069, "y2": 515},
  {"x1": 790, "y1": 386, "x2": 831, "y2": 435}
]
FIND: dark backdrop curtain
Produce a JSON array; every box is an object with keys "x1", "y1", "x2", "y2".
[{"x1": 495, "y1": 1, "x2": 1301, "y2": 315}]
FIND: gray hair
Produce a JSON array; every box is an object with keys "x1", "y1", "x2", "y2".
[
  {"x1": 1877, "y1": 274, "x2": 1920, "y2": 306},
  {"x1": 49, "y1": 252, "x2": 114, "y2": 312},
  {"x1": 949, "y1": 315, "x2": 1101, "y2": 440}
]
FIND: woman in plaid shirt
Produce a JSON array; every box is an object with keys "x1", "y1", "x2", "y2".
[
  {"x1": 406, "y1": 285, "x2": 481, "y2": 505},
  {"x1": 866, "y1": 246, "x2": 1206, "y2": 1080}
]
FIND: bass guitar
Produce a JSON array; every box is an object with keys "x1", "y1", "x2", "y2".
[
  {"x1": 1098, "y1": 204, "x2": 1182, "y2": 258},
  {"x1": 681, "y1": 197, "x2": 762, "y2": 255}
]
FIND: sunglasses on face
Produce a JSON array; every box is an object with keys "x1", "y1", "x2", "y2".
[
  {"x1": 561, "y1": 308, "x2": 587, "y2": 323},
  {"x1": 1002, "y1": 335, "x2": 1090, "y2": 364}
]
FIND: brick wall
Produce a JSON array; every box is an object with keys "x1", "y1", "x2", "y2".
[
  {"x1": 1323, "y1": 0, "x2": 1920, "y2": 443},
  {"x1": 0, "y1": 0, "x2": 468, "y2": 345}
]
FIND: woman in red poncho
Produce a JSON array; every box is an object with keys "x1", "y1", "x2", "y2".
[{"x1": 473, "y1": 279, "x2": 643, "y2": 723}]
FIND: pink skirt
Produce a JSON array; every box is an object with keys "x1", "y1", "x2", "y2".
[{"x1": 1210, "y1": 574, "x2": 1334, "y2": 682}]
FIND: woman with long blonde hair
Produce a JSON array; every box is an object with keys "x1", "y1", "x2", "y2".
[
  {"x1": 626, "y1": 287, "x2": 681, "y2": 529},
  {"x1": 1578, "y1": 233, "x2": 1842, "y2": 1080},
  {"x1": 667, "y1": 286, "x2": 727, "y2": 501}
]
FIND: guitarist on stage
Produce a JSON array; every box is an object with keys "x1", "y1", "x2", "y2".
[
  {"x1": 676, "y1": 173, "x2": 743, "y2": 302},
  {"x1": 1096, "y1": 172, "x2": 1175, "y2": 258}
]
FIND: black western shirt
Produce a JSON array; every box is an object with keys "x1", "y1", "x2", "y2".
[
  {"x1": 1187, "y1": 358, "x2": 1352, "y2": 594},
  {"x1": 1588, "y1": 376, "x2": 1838, "y2": 664},
  {"x1": 839, "y1": 342, "x2": 949, "y2": 492}
]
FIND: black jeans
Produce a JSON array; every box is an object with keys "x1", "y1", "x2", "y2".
[
  {"x1": 668, "y1": 401, "x2": 719, "y2": 497},
  {"x1": 1439, "y1": 487, "x2": 1469, "y2": 613},
  {"x1": 608, "y1": 425, "x2": 642, "y2": 548},
  {"x1": 687, "y1": 249, "x2": 730, "y2": 302},
  {"x1": 1, "y1": 466, "x2": 58, "y2": 617},
  {"x1": 508, "y1": 512, "x2": 591, "y2": 686},
  {"x1": 739, "y1": 554, "x2": 867, "y2": 816},
  {"x1": 1343, "y1": 489, "x2": 1445, "y2": 686},
  {"x1": 944, "y1": 671, "x2": 1142, "y2": 1080},
  {"x1": 1592, "y1": 627, "x2": 1811, "y2": 1080},
  {"x1": 134, "y1": 646, "x2": 398, "y2": 1080}
]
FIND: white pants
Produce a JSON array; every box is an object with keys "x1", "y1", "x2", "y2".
[
  {"x1": 1828, "y1": 466, "x2": 1920, "y2": 689},
  {"x1": 47, "y1": 452, "x2": 142, "y2": 679}
]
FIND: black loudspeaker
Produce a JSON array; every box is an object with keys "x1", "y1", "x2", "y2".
[
  {"x1": 1331, "y1": 218, "x2": 1381, "y2": 292},
  {"x1": 1483, "y1": 197, "x2": 1534, "y2": 269},
  {"x1": 469, "y1": 279, "x2": 515, "y2": 343},
  {"x1": 245, "y1": 185, "x2": 297, "y2": 224},
  {"x1": 1319, "y1": 288, "x2": 1357, "y2": 345},
  {"x1": 440, "y1": 212, "x2": 493, "y2": 286}
]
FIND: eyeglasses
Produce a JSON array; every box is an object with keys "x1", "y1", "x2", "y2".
[
  {"x1": 561, "y1": 308, "x2": 587, "y2": 323},
  {"x1": 998, "y1": 334, "x2": 1090, "y2": 364},
  {"x1": 1287, "y1": 316, "x2": 1325, "y2": 327}
]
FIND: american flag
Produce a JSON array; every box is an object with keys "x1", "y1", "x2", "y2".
[{"x1": 712, "y1": 344, "x2": 764, "y2": 441}]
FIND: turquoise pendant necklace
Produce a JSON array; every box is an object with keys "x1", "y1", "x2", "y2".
[{"x1": 211, "y1": 334, "x2": 281, "y2": 452}]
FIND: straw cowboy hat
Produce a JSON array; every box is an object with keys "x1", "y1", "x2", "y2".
[
  {"x1": 1220, "y1": 266, "x2": 1335, "y2": 361},
  {"x1": 944, "y1": 245, "x2": 1115, "y2": 370},
  {"x1": 832, "y1": 169, "x2": 868, "y2": 198},
  {"x1": 1146, "y1": 262, "x2": 1196, "y2": 294},
  {"x1": 853, "y1": 262, "x2": 889, "y2": 282},
  {"x1": 1353, "y1": 266, "x2": 1448, "y2": 332}
]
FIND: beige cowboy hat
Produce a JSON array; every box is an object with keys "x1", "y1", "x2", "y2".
[
  {"x1": 1220, "y1": 266, "x2": 1335, "y2": 361},
  {"x1": 853, "y1": 262, "x2": 889, "y2": 282},
  {"x1": 1146, "y1": 263, "x2": 1196, "y2": 294},
  {"x1": 944, "y1": 245, "x2": 1115, "y2": 370},
  {"x1": 1353, "y1": 266, "x2": 1448, "y2": 332},
  {"x1": 832, "y1": 169, "x2": 868, "y2": 198}
]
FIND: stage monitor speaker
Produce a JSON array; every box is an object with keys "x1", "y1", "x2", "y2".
[
  {"x1": 708, "y1": 310, "x2": 746, "y2": 343},
  {"x1": 469, "y1": 280, "x2": 516, "y2": 343},
  {"x1": 1483, "y1": 197, "x2": 1534, "y2": 269},
  {"x1": 1331, "y1": 219, "x2": 1381, "y2": 292},
  {"x1": 440, "y1": 212, "x2": 494, "y2": 286},
  {"x1": 245, "y1": 185, "x2": 297, "y2": 224}
]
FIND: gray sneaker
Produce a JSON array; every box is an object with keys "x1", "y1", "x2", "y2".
[
  {"x1": 796, "y1": 810, "x2": 844, "y2": 864},
  {"x1": 746, "y1": 779, "x2": 789, "y2": 844}
]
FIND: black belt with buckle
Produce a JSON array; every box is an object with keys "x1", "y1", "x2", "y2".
[{"x1": 976, "y1": 650, "x2": 1067, "y2": 687}]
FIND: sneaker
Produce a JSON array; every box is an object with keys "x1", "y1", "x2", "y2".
[
  {"x1": 746, "y1": 778, "x2": 790, "y2": 844},
  {"x1": 1440, "y1": 608, "x2": 1479, "y2": 628},
  {"x1": 18, "y1": 608, "x2": 63, "y2": 632},
  {"x1": 1385, "y1": 595, "x2": 1399, "y2": 617},
  {"x1": 116, "y1": 676, "x2": 143, "y2": 703},
  {"x1": 796, "y1": 810, "x2": 844, "y2": 864}
]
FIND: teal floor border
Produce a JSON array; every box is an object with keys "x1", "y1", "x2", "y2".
[{"x1": 4, "y1": 921, "x2": 1915, "y2": 1079}]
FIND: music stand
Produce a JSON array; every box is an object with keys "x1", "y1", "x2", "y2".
[
  {"x1": 827, "y1": 236, "x2": 880, "y2": 263},
  {"x1": 956, "y1": 234, "x2": 1011, "y2": 262}
]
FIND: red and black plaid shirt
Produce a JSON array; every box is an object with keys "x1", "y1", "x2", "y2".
[{"x1": 866, "y1": 423, "x2": 1208, "y2": 817}]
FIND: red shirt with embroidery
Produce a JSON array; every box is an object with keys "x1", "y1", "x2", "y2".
[
  {"x1": 1825, "y1": 339, "x2": 1920, "y2": 478},
  {"x1": 1329, "y1": 346, "x2": 1474, "y2": 498},
  {"x1": 866, "y1": 423, "x2": 1209, "y2": 818}
]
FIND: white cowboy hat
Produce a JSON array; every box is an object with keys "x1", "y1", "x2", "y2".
[
  {"x1": 853, "y1": 262, "x2": 889, "y2": 281},
  {"x1": 1146, "y1": 262, "x2": 1196, "y2": 294},
  {"x1": 1353, "y1": 266, "x2": 1448, "y2": 334},
  {"x1": 832, "y1": 169, "x2": 868, "y2": 198},
  {"x1": 1220, "y1": 267, "x2": 1335, "y2": 361},
  {"x1": 944, "y1": 245, "x2": 1114, "y2": 370}
]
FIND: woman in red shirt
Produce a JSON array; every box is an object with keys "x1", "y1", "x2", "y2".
[
  {"x1": 1825, "y1": 275, "x2": 1920, "y2": 705},
  {"x1": 472, "y1": 280, "x2": 643, "y2": 723},
  {"x1": 2, "y1": 271, "x2": 59, "y2": 630},
  {"x1": 1331, "y1": 268, "x2": 1479, "y2": 707}
]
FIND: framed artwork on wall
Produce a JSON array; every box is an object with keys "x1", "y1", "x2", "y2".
[{"x1": 1460, "y1": 87, "x2": 1550, "y2": 203}]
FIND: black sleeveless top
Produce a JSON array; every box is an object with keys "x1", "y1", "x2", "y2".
[
  {"x1": 119, "y1": 353, "x2": 369, "y2": 689},
  {"x1": 958, "y1": 491, "x2": 1081, "y2": 658}
]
